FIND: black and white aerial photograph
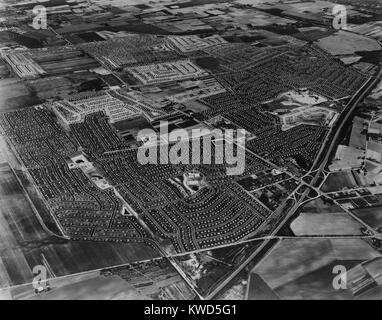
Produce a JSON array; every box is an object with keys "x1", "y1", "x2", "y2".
[{"x1": 0, "y1": 0, "x2": 381, "y2": 307}]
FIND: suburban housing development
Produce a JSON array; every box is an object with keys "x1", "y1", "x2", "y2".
[{"x1": 0, "y1": 0, "x2": 381, "y2": 302}]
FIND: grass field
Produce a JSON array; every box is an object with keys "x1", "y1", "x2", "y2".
[{"x1": 0, "y1": 163, "x2": 160, "y2": 289}]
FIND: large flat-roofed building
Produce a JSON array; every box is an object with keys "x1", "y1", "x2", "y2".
[
  {"x1": 127, "y1": 60, "x2": 208, "y2": 85},
  {"x1": 168, "y1": 35, "x2": 227, "y2": 53},
  {"x1": 51, "y1": 89, "x2": 167, "y2": 127},
  {"x1": 2, "y1": 51, "x2": 46, "y2": 79},
  {"x1": 52, "y1": 91, "x2": 141, "y2": 127},
  {"x1": 168, "y1": 78, "x2": 226, "y2": 103}
]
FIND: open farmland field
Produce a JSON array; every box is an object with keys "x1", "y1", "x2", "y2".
[
  {"x1": 321, "y1": 171, "x2": 358, "y2": 192},
  {"x1": 38, "y1": 56, "x2": 99, "y2": 75},
  {"x1": 352, "y1": 206, "x2": 382, "y2": 229},
  {"x1": 301, "y1": 197, "x2": 342, "y2": 213},
  {"x1": 9, "y1": 273, "x2": 148, "y2": 300},
  {"x1": 22, "y1": 48, "x2": 102, "y2": 77},
  {"x1": 0, "y1": 78, "x2": 41, "y2": 112},
  {"x1": 291, "y1": 211, "x2": 363, "y2": 236},
  {"x1": 317, "y1": 31, "x2": 380, "y2": 56},
  {"x1": 0, "y1": 163, "x2": 159, "y2": 289},
  {"x1": 28, "y1": 275, "x2": 147, "y2": 300},
  {"x1": 275, "y1": 259, "x2": 361, "y2": 300},
  {"x1": 251, "y1": 238, "x2": 382, "y2": 300}
]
